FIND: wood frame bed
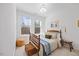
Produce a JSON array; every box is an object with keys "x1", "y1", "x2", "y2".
[{"x1": 25, "y1": 32, "x2": 61, "y2": 56}]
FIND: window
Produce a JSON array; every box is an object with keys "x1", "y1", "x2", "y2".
[
  {"x1": 21, "y1": 16, "x2": 31, "y2": 34},
  {"x1": 35, "y1": 20, "x2": 41, "y2": 34}
]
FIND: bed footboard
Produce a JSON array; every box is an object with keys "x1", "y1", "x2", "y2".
[{"x1": 25, "y1": 33, "x2": 40, "y2": 56}]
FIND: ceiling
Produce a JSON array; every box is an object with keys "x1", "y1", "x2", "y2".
[
  {"x1": 16, "y1": 3, "x2": 52, "y2": 16},
  {"x1": 16, "y1": 3, "x2": 79, "y2": 17}
]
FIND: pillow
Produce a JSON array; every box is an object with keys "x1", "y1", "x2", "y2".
[
  {"x1": 57, "y1": 33, "x2": 60, "y2": 39},
  {"x1": 45, "y1": 32, "x2": 52, "y2": 39},
  {"x1": 51, "y1": 32, "x2": 57, "y2": 39},
  {"x1": 45, "y1": 35, "x2": 52, "y2": 39},
  {"x1": 45, "y1": 32, "x2": 60, "y2": 39}
]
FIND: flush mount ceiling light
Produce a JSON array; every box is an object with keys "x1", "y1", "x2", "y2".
[
  {"x1": 40, "y1": 4, "x2": 47, "y2": 13},
  {"x1": 40, "y1": 7, "x2": 47, "y2": 13}
]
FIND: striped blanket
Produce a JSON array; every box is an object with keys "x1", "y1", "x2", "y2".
[{"x1": 40, "y1": 38, "x2": 51, "y2": 56}]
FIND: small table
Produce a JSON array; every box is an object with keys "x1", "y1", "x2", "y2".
[{"x1": 60, "y1": 40, "x2": 74, "y2": 52}]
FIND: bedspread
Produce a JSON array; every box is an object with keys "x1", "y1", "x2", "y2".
[{"x1": 40, "y1": 38, "x2": 51, "y2": 56}]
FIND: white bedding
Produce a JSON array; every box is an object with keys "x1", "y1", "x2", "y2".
[{"x1": 39, "y1": 39, "x2": 61, "y2": 56}]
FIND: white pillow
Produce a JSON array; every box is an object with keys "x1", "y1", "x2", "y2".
[
  {"x1": 57, "y1": 33, "x2": 60, "y2": 39},
  {"x1": 51, "y1": 33, "x2": 57, "y2": 39}
]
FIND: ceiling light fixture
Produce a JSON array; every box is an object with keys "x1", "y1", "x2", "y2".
[
  {"x1": 40, "y1": 7, "x2": 47, "y2": 13},
  {"x1": 40, "y1": 4, "x2": 47, "y2": 13}
]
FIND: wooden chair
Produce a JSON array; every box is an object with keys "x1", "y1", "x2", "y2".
[
  {"x1": 60, "y1": 39, "x2": 73, "y2": 52},
  {"x1": 25, "y1": 33, "x2": 40, "y2": 56}
]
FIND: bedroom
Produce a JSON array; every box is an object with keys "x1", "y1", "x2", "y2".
[
  {"x1": 0, "y1": 3, "x2": 79, "y2": 56},
  {"x1": 15, "y1": 3, "x2": 79, "y2": 56}
]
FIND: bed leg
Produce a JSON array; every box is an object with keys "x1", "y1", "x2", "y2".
[{"x1": 37, "y1": 52, "x2": 39, "y2": 56}]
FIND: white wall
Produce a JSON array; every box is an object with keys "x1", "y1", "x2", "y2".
[
  {"x1": 0, "y1": 4, "x2": 16, "y2": 56},
  {"x1": 46, "y1": 4, "x2": 79, "y2": 50}
]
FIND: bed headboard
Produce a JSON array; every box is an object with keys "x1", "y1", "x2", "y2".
[{"x1": 29, "y1": 33, "x2": 40, "y2": 51}]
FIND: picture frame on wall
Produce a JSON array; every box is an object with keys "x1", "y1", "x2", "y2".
[
  {"x1": 77, "y1": 20, "x2": 79, "y2": 27},
  {"x1": 51, "y1": 23, "x2": 58, "y2": 28},
  {"x1": 75, "y1": 19, "x2": 79, "y2": 28},
  {"x1": 51, "y1": 24, "x2": 54, "y2": 27},
  {"x1": 55, "y1": 24, "x2": 58, "y2": 27}
]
